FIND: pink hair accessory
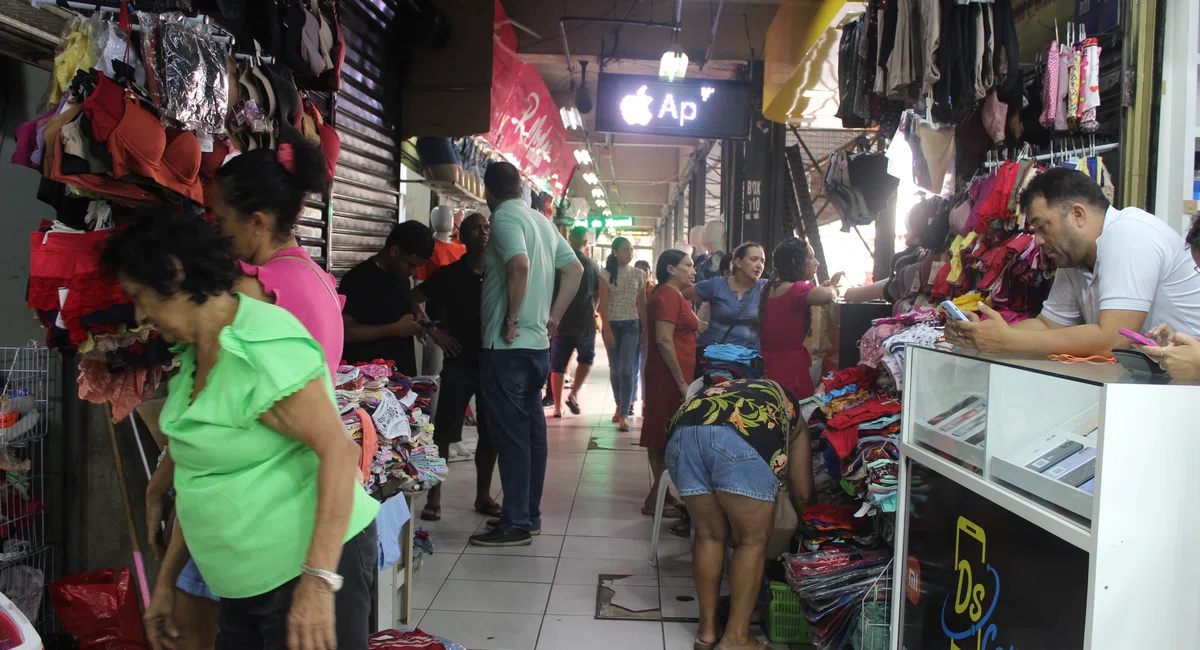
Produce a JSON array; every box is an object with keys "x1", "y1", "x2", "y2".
[{"x1": 277, "y1": 143, "x2": 296, "y2": 174}]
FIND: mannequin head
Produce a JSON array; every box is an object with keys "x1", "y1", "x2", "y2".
[
  {"x1": 703, "y1": 220, "x2": 725, "y2": 254},
  {"x1": 430, "y1": 205, "x2": 454, "y2": 242},
  {"x1": 689, "y1": 226, "x2": 708, "y2": 256}
]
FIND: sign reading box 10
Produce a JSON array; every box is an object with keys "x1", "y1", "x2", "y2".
[{"x1": 594, "y1": 73, "x2": 752, "y2": 140}]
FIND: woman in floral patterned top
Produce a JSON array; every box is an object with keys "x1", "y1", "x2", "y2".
[{"x1": 665, "y1": 378, "x2": 815, "y2": 650}]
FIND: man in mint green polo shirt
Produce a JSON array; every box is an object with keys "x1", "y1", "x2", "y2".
[{"x1": 471, "y1": 161, "x2": 583, "y2": 547}]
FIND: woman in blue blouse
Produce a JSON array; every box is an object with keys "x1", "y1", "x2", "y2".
[{"x1": 682, "y1": 242, "x2": 767, "y2": 376}]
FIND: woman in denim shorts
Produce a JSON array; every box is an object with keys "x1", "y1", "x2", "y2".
[{"x1": 665, "y1": 379, "x2": 814, "y2": 650}]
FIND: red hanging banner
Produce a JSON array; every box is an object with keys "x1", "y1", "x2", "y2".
[{"x1": 486, "y1": 1, "x2": 573, "y2": 196}]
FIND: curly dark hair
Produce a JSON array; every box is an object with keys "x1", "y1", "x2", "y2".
[
  {"x1": 1187, "y1": 215, "x2": 1200, "y2": 252},
  {"x1": 758, "y1": 237, "x2": 813, "y2": 338},
  {"x1": 101, "y1": 210, "x2": 239, "y2": 303},
  {"x1": 215, "y1": 125, "x2": 327, "y2": 237}
]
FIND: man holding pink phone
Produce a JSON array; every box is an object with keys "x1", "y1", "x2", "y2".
[{"x1": 946, "y1": 168, "x2": 1200, "y2": 359}]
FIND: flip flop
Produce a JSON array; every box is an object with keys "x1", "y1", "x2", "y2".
[
  {"x1": 565, "y1": 396, "x2": 581, "y2": 415},
  {"x1": 475, "y1": 502, "x2": 503, "y2": 517},
  {"x1": 642, "y1": 504, "x2": 684, "y2": 519},
  {"x1": 420, "y1": 506, "x2": 441, "y2": 521},
  {"x1": 694, "y1": 639, "x2": 717, "y2": 650}
]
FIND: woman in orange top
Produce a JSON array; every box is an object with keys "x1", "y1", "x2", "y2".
[{"x1": 640, "y1": 250, "x2": 707, "y2": 518}]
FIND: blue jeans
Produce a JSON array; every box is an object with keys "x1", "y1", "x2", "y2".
[
  {"x1": 666, "y1": 424, "x2": 780, "y2": 502},
  {"x1": 481, "y1": 348, "x2": 550, "y2": 532},
  {"x1": 605, "y1": 320, "x2": 641, "y2": 417}
]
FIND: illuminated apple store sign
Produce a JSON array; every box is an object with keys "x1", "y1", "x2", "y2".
[{"x1": 594, "y1": 73, "x2": 752, "y2": 140}]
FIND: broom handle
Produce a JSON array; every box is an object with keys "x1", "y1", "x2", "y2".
[{"x1": 104, "y1": 404, "x2": 152, "y2": 609}]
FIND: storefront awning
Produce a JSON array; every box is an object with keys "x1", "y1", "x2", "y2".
[{"x1": 762, "y1": 0, "x2": 854, "y2": 125}]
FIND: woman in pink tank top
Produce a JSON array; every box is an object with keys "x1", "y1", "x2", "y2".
[
  {"x1": 143, "y1": 127, "x2": 345, "y2": 650},
  {"x1": 212, "y1": 127, "x2": 344, "y2": 376}
]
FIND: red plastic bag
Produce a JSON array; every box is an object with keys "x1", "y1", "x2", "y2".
[{"x1": 49, "y1": 568, "x2": 147, "y2": 650}]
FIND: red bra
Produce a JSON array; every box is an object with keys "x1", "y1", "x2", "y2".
[{"x1": 107, "y1": 91, "x2": 204, "y2": 204}]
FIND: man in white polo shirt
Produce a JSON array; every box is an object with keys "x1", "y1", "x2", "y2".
[{"x1": 946, "y1": 167, "x2": 1200, "y2": 356}]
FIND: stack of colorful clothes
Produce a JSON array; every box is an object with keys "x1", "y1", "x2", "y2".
[
  {"x1": 784, "y1": 548, "x2": 892, "y2": 650},
  {"x1": 336, "y1": 361, "x2": 447, "y2": 501},
  {"x1": 799, "y1": 504, "x2": 878, "y2": 551},
  {"x1": 698, "y1": 344, "x2": 763, "y2": 382}
]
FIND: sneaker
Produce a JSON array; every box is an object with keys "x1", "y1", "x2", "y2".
[
  {"x1": 469, "y1": 527, "x2": 532, "y2": 547},
  {"x1": 485, "y1": 519, "x2": 541, "y2": 536}
]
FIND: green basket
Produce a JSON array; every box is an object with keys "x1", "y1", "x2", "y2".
[{"x1": 765, "y1": 582, "x2": 811, "y2": 644}]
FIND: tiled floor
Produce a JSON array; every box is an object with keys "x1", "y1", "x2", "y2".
[{"x1": 406, "y1": 350, "x2": 802, "y2": 650}]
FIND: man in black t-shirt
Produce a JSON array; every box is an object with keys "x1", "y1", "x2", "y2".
[
  {"x1": 339, "y1": 221, "x2": 435, "y2": 376},
  {"x1": 411, "y1": 213, "x2": 498, "y2": 520},
  {"x1": 549, "y1": 226, "x2": 600, "y2": 418}
]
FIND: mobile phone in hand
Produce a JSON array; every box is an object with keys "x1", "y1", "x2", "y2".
[
  {"x1": 1118, "y1": 328, "x2": 1155, "y2": 347},
  {"x1": 940, "y1": 300, "x2": 969, "y2": 322}
]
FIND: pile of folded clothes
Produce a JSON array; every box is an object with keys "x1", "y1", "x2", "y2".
[
  {"x1": 784, "y1": 548, "x2": 892, "y2": 650},
  {"x1": 336, "y1": 361, "x2": 447, "y2": 501},
  {"x1": 368, "y1": 629, "x2": 465, "y2": 650},
  {"x1": 698, "y1": 344, "x2": 763, "y2": 382},
  {"x1": 799, "y1": 504, "x2": 878, "y2": 551}
]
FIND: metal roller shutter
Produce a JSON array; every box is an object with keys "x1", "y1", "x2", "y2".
[{"x1": 328, "y1": 0, "x2": 403, "y2": 276}]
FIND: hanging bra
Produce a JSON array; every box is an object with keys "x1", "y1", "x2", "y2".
[{"x1": 107, "y1": 91, "x2": 204, "y2": 204}]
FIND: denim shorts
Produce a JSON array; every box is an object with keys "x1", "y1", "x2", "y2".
[
  {"x1": 176, "y1": 558, "x2": 218, "y2": 601},
  {"x1": 665, "y1": 424, "x2": 779, "y2": 502},
  {"x1": 550, "y1": 332, "x2": 596, "y2": 372}
]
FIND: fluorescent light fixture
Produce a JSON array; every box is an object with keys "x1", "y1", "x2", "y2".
[
  {"x1": 582, "y1": 172, "x2": 599, "y2": 185},
  {"x1": 602, "y1": 209, "x2": 612, "y2": 216},
  {"x1": 574, "y1": 148, "x2": 592, "y2": 166},
  {"x1": 559, "y1": 106, "x2": 583, "y2": 130},
  {"x1": 591, "y1": 188, "x2": 605, "y2": 199},
  {"x1": 595, "y1": 199, "x2": 608, "y2": 208},
  {"x1": 659, "y1": 50, "x2": 688, "y2": 81}
]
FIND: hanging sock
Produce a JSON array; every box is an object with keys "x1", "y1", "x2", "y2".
[
  {"x1": 1039, "y1": 40, "x2": 1059, "y2": 128},
  {"x1": 1080, "y1": 38, "x2": 1101, "y2": 132},
  {"x1": 1054, "y1": 44, "x2": 1072, "y2": 131},
  {"x1": 1067, "y1": 41, "x2": 1083, "y2": 132}
]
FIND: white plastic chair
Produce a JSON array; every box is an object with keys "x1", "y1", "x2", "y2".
[{"x1": 649, "y1": 473, "x2": 694, "y2": 566}]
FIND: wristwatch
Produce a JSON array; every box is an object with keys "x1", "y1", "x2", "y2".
[
  {"x1": 300, "y1": 564, "x2": 344, "y2": 592},
  {"x1": 504, "y1": 317, "x2": 519, "y2": 327}
]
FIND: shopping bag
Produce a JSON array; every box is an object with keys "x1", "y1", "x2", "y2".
[
  {"x1": 805, "y1": 304, "x2": 840, "y2": 360},
  {"x1": 768, "y1": 485, "x2": 800, "y2": 559},
  {"x1": 49, "y1": 568, "x2": 147, "y2": 650}
]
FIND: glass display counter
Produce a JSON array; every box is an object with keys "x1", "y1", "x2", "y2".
[{"x1": 893, "y1": 346, "x2": 1200, "y2": 650}]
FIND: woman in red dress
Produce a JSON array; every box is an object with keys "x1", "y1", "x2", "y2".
[
  {"x1": 641, "y1": 250, "x2": 706, "y2": 518},
  {"x1": 759, "y1": 237, "x2": 842, "y2": 400}
]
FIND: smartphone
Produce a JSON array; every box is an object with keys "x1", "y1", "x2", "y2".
[
  {"x1": 941, "y1": 300, "x2": 970, "y2": 322},
  {"x1": 1060, "y1": 457, "x2": 1097, "y2": 487},
  {"x1": 1045, "y1": 447, "x2": 1097, "y2": 481},
  {"x1": 928, "y1": 395, "x2": 982, "y2": 426},
  {"x1": 1025, "y1": 441, "x2": 1084, "y2": 473},
  {"x1": 1118, "y1": 328, "x2": 1156, "y2": 347}
]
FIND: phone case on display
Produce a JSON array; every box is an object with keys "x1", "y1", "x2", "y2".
[
  {"x1": 1026, "y1": 441, "x2": 1085, "y2": 473},
  {"x1": 926, "y1": 395, "x2": 983, "y2": 427},
  {"x1": 1060, "y1": 457, "x2": 1097, "y2": 487},
  {"x1": 1112, "y1": 349, "x2": 1171, "y2": 377},
  {"x1": 1044, "y1": 447, "x2": 1097, "y2": 481},
  {"x1": 1078, "y1": 477, "x2": 1096, "y2": 494}
]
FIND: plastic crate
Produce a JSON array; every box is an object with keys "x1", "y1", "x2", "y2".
[{"x1": 765, "y1": 582, "x2": 811, "y2": 644}]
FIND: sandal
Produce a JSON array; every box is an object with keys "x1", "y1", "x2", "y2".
[
  {"x1": 420, "y1": 505, "x2": 441, "y2": 521},
  {"x1": 642, "y1": 503, "x2": 684, "y2": 519},
  {"x1": 694, "y1": 639, "x2": 717, "y2": 650},
  {"x1": 474, "y1": 502, "x2": 503, "y2": 517},
  {"x1": 565, "y1": 395, "x2": 581, "y2": 415}
]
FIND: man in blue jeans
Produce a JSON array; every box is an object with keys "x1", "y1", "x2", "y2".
[{"x1": 471, "y1": 162, "x2": 583, "y2": 547}]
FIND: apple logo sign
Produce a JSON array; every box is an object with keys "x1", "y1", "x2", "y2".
[{"x1": 620, "y1": 85, "x2": 654, "y2": 126}]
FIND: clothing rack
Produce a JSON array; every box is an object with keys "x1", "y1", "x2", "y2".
[
  {"x1": 983, "y1": 142, "x2": 1119, "y2": 168},
  {"x1": 30, "y1": 0, "x2": 274, "y2": 61}
]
